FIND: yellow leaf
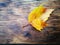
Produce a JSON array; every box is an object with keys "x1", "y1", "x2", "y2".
[{"x1": 28, "y1": 4, "x2": 54, "y2": 31}]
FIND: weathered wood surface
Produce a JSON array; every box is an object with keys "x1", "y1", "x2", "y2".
[{"x1": 0, "y1": 0, "x2": 60, "y2": 44}]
